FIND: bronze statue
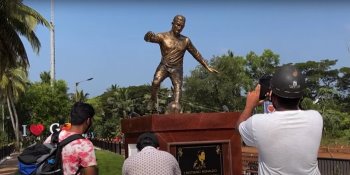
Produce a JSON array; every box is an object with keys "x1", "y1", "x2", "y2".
[{"x1": 145, "y1": 15, "x2": 218, "y2": 113}]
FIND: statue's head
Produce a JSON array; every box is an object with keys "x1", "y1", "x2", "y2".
[
  {"x1": 173, "y1": 15, "x2": 186, "y2": 23},
  {"x1": 171, "y1": 15, "x2": 186, "y2": 35}
]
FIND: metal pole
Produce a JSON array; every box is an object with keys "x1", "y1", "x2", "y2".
[
  {"x1": 75, "y1": 78, "x2": 93, "y2": 101},
  {"x1": 75, "y1": 82, "x2": 79, "y2": 93},
  {"x1": 6, "y1": 116, "x2": 9, "y2": 143},
  {"x1": 75, "y1": 78, "x2": 93, "y2": 92},
  {"x1": 2, "y1": 104, "x2": 4, "y2": 132},
  {"x1": 50, "y1": 0, "x2": 55, "y2": 86}
]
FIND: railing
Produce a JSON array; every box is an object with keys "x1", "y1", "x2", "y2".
[
  {"x1": 242, "y1": 146, "x2": 350, "y2": 175},
  {"x1": 318, "y1": 158, "x2": 350, "y2": 175},
  {"x1": 242, "y1": 152, "x2": 258, "y2": 175},
  {"x1": 91, "y1": 139, "x2": 123, "y2": 155},
  {"x1": 0, "y1": 143, "x2": 15, "y2": 163},
  {"x1": 242, "y1": 156, "x2": 350, "y2": 175}
]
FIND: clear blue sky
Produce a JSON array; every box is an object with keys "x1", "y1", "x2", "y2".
[{"x1": 23, "y1": 0, "x2": 350, "y2": 97}]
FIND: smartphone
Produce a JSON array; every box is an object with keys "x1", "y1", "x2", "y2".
[{"x1": 259, "y1": 75, "x2": 272, "y2": 100}]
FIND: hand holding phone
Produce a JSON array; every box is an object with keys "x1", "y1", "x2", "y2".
[{"x1": 259, "y1": 75, "x2": 272, "y2": 100}]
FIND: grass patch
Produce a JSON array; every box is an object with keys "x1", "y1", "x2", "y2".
[
  {"x1": 321, "y1": 136, "x2": 350, "y2": 146},
  {"x1": 96, "y1": 149, "x2": 125, "y2": 175}
]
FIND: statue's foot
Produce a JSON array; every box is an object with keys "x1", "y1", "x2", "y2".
[{"x1": 147, "y1": 102, "x2": 159, "y2": 114}]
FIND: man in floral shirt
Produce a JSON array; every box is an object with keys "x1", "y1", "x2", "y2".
[{"x1": 45, "y1": 102, "x2": 98, "y2": 175}]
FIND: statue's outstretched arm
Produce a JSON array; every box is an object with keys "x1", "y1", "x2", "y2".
[{"x1": 187, "y1": 39, "x2": 219, "y2": 73}]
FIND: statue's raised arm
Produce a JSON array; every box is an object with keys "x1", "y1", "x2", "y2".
[{"x1": 144, "y1": 31, "x2": 158, "y2": 43}]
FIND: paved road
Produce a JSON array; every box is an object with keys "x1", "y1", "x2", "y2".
[{"x1": 0, "y1": 152, "x2": 19, "y2": 175}]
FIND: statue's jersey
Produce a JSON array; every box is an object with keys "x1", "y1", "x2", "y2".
[{"x1": 153, "y1": 32, "x2": 204, "y2": 68}]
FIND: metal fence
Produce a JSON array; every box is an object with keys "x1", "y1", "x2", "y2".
[
  {"x1": 242, "y1": 157, "x2": 350, "y2": 175},
  {"x1": 91, "y1": 139, "x2": 123, "y2": 155},
  {"x1": 318, "y1": 158, "x2": 350, "y2": 175},
  {"x1": 0, "y1": 143, "x2": 15, "y2": 162},
  {"x1": 242, "y1": 149, "x2": 350, "y2": 175},
  {"x1": 242, "y1": 152, "x2": 258, "y2": 175}
]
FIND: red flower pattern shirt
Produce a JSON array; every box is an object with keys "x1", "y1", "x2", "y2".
[{"x1": 44, "y1": 130, "x2": 97, "y2": 175}]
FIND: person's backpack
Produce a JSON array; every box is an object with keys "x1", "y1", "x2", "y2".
[{"x1": 18, "y1": 131, "x2": 84, "y2": 175}]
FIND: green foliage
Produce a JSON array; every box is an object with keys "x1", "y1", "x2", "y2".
[
  {"x1": 0, "y1": 131, "x2": 7, "y2": 145},
  {"x1": 246, "y1": 49, "x2": 279, "y2": 80},
  {"x1": 183, "y1": 50, "x2": 280, "y2": 112},
  {"x1": 0, "y1": 0, "x2": 50, "y2": 76},
  {"x1": 184, "y1": 52, "x2": 247, "y2": 112},
  {"x1": 126, "y1": 85, "x2": 154, "y2": 115},
  {"x1": 0, "y1": 66, "x2": 28, "y2": 99},
  {"x1": 17, "y1": 79, "x2": 71, "y2": 134},
  {"x1": 336, "y1": 67, "x2": 350, "y2": 113},
  {"x1": 39, "y1": 71, "x2": 51, "y2": 84},
  {"x1": 322, "y1": 110, "x2": 350, "y2": 139},
  {"x1": 0, "y1": 66, "x2": 28, "y2": 149},
  {"x1": 73, "y1": 89, "x2": 90, "y2": 102},
  {"x1": 95, "y1": 150, "x2": 124, "y2": 175},
  {"x1": 93, "y1": 85, "x2": 133, "y2": 138},
  {"x1": 90, "y1": 84, "x2": 171, "y2": 138},
  {"x1": 94, "y1": 117, "x2": 119, "y2": 139},
  {"x1": 295, "y1": 59, "x2": 338, "y2": 99}
]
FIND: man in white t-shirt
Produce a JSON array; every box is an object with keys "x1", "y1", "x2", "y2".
[{"x1": 237, "y1": 65, "x2": 323, "y2": 175}]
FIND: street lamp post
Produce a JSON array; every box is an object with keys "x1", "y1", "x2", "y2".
[
  {"x1": 74, "y1": 78, "x2": 93, "y2": 102},
  {"x1": 75, "y1": 77, "x2": 93, "y2": 92}
]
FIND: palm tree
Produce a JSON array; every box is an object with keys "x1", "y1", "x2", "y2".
[
  {"x1": 40, "y1": 71, "x2": 51, "y2": 84},
  {"x1": 0, "y1": 66, "x2": 28, "y2": 149},
  {"x1": 0, "y1": 0, "x2": 50, "y2": 75},
  {"x1": 113, "y1": 88, "x2": 136, "y2": 118},
  {"x1": 73, "y1": 89, "x2": 90, "y2": 102}
]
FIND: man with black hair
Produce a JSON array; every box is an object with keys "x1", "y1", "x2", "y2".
[
  {"x1": 236, "y1": 65, "x2": 323, "y2": 174},
  {"x1": 44, "y1": 102, "x2": 98, "y2": 175},
  {"x1": 122, "y1": 132, "x2": 181, "y2": 175}
]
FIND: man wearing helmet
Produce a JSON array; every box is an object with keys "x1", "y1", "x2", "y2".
[{"x1": 236, "y1": 65, "x2": 323, "y2": 175}]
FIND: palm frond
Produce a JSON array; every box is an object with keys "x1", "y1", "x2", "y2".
[
  {"x1": 0, "y1": 22, "x2": 29, "y2": 64},
  {"x1": 8, "y1": 16, "x2": 41, "y2": 53},
  {"x1": 0, "y1": 0, "x2": 49, "y2": 76},
  {"x1": 16, "y1": 1, "x2": 51, "y2": 28}
]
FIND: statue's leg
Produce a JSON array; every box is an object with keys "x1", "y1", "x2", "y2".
[
  {"x1": 150, "y1": 64, "x2": 168, "y2": 112},
  {"x1": 169, "y1": 68, "x2": 183, "y2": 113}
]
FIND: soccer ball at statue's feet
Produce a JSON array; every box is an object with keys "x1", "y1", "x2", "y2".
[{"x1": 167, "y1": 101, "x2": 181, "y2": 114}]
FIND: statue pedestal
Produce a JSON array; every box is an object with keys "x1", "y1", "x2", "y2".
[{"x1": 121, "y1": 112, "x2": 242, "y2": 175}]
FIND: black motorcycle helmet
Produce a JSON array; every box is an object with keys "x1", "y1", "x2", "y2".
[{"x1": 270, "y1": 65, "x2": 305, "y2": 99}]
